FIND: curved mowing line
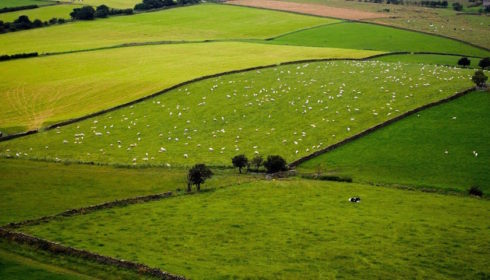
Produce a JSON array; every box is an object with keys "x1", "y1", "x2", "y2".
[
  {"x1": 0, "y1": 53, "x2": 400, "y2": 143},
  {"x1": 222, "y1": 2, "x2": 490, "y2": 52},
  {"x1": 288, "y1": 87, "x2": 476, "y2": 168}
]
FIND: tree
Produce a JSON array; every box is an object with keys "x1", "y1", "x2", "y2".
[
  {"x1": 70, "y1": 6, "x2": 95, "y2": 20},
  {"x1": 452, "y1": 2, "x2": 463, "y2": 11},
  {"x1": 32, "y1": 19, "x2": 43, "y2": 27},
  {"x1": 251, "y1": 155, "x2": 263, "y2": 171},
  {"x1": 232, "y1": 154, "x2": 248, "y2": 173},
  {"x1": 13, "y1": 15, "x2": 32, "y2": 30},
  {"x1": 457, "y1": 57, "x2": 470, "y2": 67},
  {"x1": 478, "y1": 57, "x2": 490, "y2": 69},
  {"x1": 263, "y1": 155, "x2": 288, "y2": 174},
  {"x1": 95, "y1": 5, "x2": 110, "y2": 18},
  {"x1": 188, "y1": 164, "x2": 213, "y2": 191},
  {"x1": 472, "y1": 70, "x2": 488, "y2": 87}
]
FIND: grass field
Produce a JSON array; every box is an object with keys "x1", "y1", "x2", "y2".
[
  {"x1": 0, "y1": 3, "x2": 337, "y2": 55},
  {"x1": 0, "y1": 4, "x2": 78, "y2": 22},
  {"x1": 0, "y1": 42, "x2": 379, "y2": 133},
  {"x1": 18, "y1": 179, "x2": 490, "y2": 279},
  {"x1": 0, "y1": 158, "x2": 257, "y2": 225},
  {"x1": 373, "y1": 53, "x2": 482, "y2": 68},
  {"x1": 279, "y1": 0, "x2": 490, "y2": 48},
  {"x1": 297, "y1": 91, "x2": 490, "y2": 193},
  {"x1": 0, "y1": 61, "x2": 474, "y2": 166},
  {"x1": 0, "y1": 0, "x2": 52, "y2": 8},
  {"x1": 64, "y1": 0, "x2": 141, "y2": 9},
  {"x1": 270, "y1": 22, "x2": 489, "y2": 57}
]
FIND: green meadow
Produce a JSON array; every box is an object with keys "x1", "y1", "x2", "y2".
[
  {"x1": 0, "y1": 4, "x2": 337, "y2": 55},
  {"x1": 298, "y1": 91, "x2": 490, "y2": 193},
  {"x1": 19, "y1": 179, "x2": 490, "y2": 279},
  {"x1": 0, "y1": 0, "x2": 52, "y2": 8},
  {"x1": 0, "y1": 42, "x2": 378, "y2": 133},
  {"x1": 0, "y1": 4, "x2": 78, "y2": 22},
  {"x1": 69, "y1": 0, "x2": 141, "y2": 9},
  {"x1": 373, "y1": 53, "x2": 482, "y2": 68},
  {"x1": 0, "y1": 61, "x2": 473, "y2": 166},
  {"x1": 270, "y1": 22, "x2": 489, "y2": 57}
]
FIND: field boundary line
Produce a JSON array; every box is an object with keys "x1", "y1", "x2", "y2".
[
  {"x1": 0, "y1": 228, "x2": 185, "y2": 280},
  {"x1": 0, "y1": 54, "x2": 401, "y2": 142},
  {"x1": 289, "y1": 87, "x2": 476, "y2": 167},
  {"x1": 222, "y1": 1, "x2": 490, "y2": 52}
]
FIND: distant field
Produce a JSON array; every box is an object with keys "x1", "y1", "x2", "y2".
[
  {"x1": 0, "y1": 0, "x2": 52, "y2": 8},
  {"x1": 65, "y1": 0, "x2": 140, "y2": 9},
  {"x1": 0, "y1": 3, "x2": 337, "y2": 55},
  {"x1": 270, "y1": 22, "x2": 489, "y2": 57},
  {"x1": 0, "y1": 61, "x2": 473, "y2": 166},
  {"x1": 373, "y1": 53, "x2": 482, "y2": 68},
  {"x1": 298, "y1": 91, "x2": 490, "y2": 192},
  {"x1": 0, "y1": 158, "x2": 258, "y2": 225},
  {"x1": 0, "y1": 42, "x2": 377, "y2": 133},
  {"x1": 0, "y1": 4, "x2": 78, "y2": 22},
  {"x1": 19, "y1": 179, "x2": 490, "y2": 279}
]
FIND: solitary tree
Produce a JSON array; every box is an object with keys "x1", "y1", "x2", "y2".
[
  {"x1": 251, "y1": 155, "x2": 263, "y2": 171},
  {"x1": 472, "y1": 70, "x2": 488, "y2": 88},
  {"x1": 187, "y1": 164, "x2": 213, "y2": 191},
  {"x1": 232, "y1": 154, "x2": 248, "y2": 173},
  {"x1": 263, "y1": 155, "x2": 288, "y2": 174},
  {"x1": 478, "y1": 57, "x2": 490, "y2": 69},
  {"x1": 457, "y1": 57, "x2": 471, "y2": 68}
]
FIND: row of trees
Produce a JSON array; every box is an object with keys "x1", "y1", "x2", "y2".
[
  {"x1": 0, "y1": 16, "x2": 65, "y2": 33},
  {"x1": 457, "y1": 57, "x2": 489, "y2": 69},
  {"x1": 0, "y1": 5, "x2": 38, "y2": 14},
  {"x1": 0, "y1": 52, "x2": 38, "y2": 61},
  {"x1": 232, "y1": 154, "x2": 288, "y2": 174},
  {"x1": 134, "y1": 0, "x2": 200, "y2": 11},
  {"x1": 70, "y1": 5, "x2": 133, "y2": 20}
]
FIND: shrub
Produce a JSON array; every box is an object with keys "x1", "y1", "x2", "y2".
[
  {"x1": 472, "y1": 70, "x2": 488, "y2": 87},
  {"x1": 70, "y1": 6, "x2": 95, "y2": 20},
  {"x1": 263, "y1": 155, "x2": 288, "y2": 173},
  {"x1": 251, "y1": 155, "x2": 263, "y2": 171},
  {"x1": 469, "y1": 186, "x2": 483, "y2": 197},
  {"x1": 452, "y1": 2, "x2": 463, "y2": 11},
  {"x1": 232, "y1": 154, "x2": 248, "y2": 173},
  {"x1": 95, "y1": 5, "x2": 110, "y2": 18},
  {"x1": 478, "y1": 57, "x2": 489, "y2": 69},
  {"x1": 457, "y1": 57, "x2": 470, "y2": 67}
]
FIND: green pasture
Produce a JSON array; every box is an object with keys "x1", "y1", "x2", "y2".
[
  {"x1": 298, "y1": 90, "x2": 490, "y2": 193},
  {"x1": 0, "y1": 61, "x2": 474, "y2": 167},
  {"x1": 270, "y1": 22, "x2": 489, "y2": 57},
  {"x1": 373, "y1": 53, "x2": 482, "y2": 68},
  {"x1": 65, "y1": 0, "x2": 140, "y2": 9},
  {"x1": 0, "y1": 0, "x2": 52, "y2": 8},
  {"x1": 0, "y1": 42, "x2": 377, "y2": 133},
  {"x1": 19, "y1": 179, "x2": 490, "y2": 279},
  {"x1": 0, "y1": 3, "x2": 337, "y2": 55},
  {"x1": 0, "y1": 4, "x2": 78, "y2": 22},
  {"x1": 0, "y1": 158, "x2": 257, "y2": 225}
]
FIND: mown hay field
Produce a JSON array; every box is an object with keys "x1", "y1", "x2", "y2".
[
  {"x1": 0, "y1": 3, "x2": 338, "y2": 55},
  {"x1": 19, "y1": 179, "x2": 490, "y2": 279},
  {"x1": 0, "y1": 61, "x2": 474, "y2": 166},
  {"x1": 0, "y1": 42, "x2": 379, "y2": 133}
]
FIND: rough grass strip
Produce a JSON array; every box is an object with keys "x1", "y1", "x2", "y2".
[{"x1": 289, "y1": 87, "x2": 476, "y2": 167}]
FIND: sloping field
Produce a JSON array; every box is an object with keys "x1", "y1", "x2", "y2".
[
  {"x1": 0, "y1": 4, "x2": 78, "y2": 22},
  {"x1": 0, "y1": 0, "x2": 52, "y2": 8},
  {"x1": 0, "y1": 42, "x2": 378, "y2": 133},
  {"x1": 19, "y1": 179, "x2": 490, "y2": 279},
  {"x1": 67, "y1": 0, "x2": 141, "y2": 9},
  {"x1": 226, "y1": 0, "x2": 388, "y2": 20},
  {"x1": 270, "y1": 22, "x2": 489, "y2": 57},
  {"x1": 298, "y1": 91, "x2": 490, "y2": 192},
  {"x1": 373, "y1": 53, "x2": 481, "y2": 68},
  {"x1": 0, "y1": 61, "x2": 473, "y2": 166},
  {"x1": 0, "y1": 3, "x2": 338, "y2": 55}
]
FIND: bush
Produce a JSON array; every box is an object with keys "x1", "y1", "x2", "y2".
[
  {"x1": 469, "y1": 186, "x2": 483, "y2": 197},
  {"x1": 251, "y1": 155, "x2": 263, "y2": 171},
  {"x1": 232, "y1": 154, "x2": 248, "y2": 173},
  {"x1": 95, "y1": 5, "x2": 110, "y2": 18},
  {"x1": 457, "y1": 57, "x2": 470, "y2": 67},
  {"x1": 452, "y1": 2, "x2": 463, "y2": 11},
  {"x1": 472, "y1": 70, "x2": 488, "y2": 87},
  {"x1": 263, "y1": 155, "x2": 288, "y2": 173},
  {"x1": 70, "y1": 6, "x2": 95, "y2": 20},
  {"x1": 478, "y1": 57, "x2": 489, "y2": 69}
]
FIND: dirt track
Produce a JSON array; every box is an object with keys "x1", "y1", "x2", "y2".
[{"x1": 226, "y1": 0, "x2": 390, "y2": 20}]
